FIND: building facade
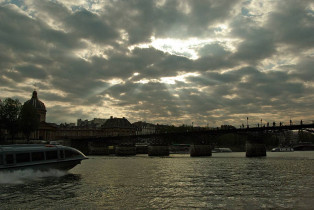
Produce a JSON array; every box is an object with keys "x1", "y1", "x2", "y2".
[
  {"x1": 22, "y1": 91, "x2": 56, "y2": 141},
  {"x1": 133, "y1": 121, "x2": 156, "y2": 135},
  {"x1": 101, "y1": 116, "x2": 136, "y2": 136},
  {"x1": 77, "y1": 118, "x2": 107, "y2": 128},
  {"x1": 24, "y1": 91, "x2": 47, "y2": 122}
]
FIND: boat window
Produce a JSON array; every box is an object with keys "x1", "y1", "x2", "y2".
[
  {"x1": 65, "y1": 150, "x2": 80, "y2": 158},
  {"x1": 16, "y1": 153, "x2": 31, "y2": 163},
  {"x1": 46, "y1": 150, "x2": 58, "y2": 160},
  {"x1": 32, "y1": 152, "x2": 45, "y2": 161},
  {"x1": 5, "y1": 154, "x2": 14, "y2": 165},
  {"x1": 59, "y1": 150, "x2": 65, "y2": 159}
]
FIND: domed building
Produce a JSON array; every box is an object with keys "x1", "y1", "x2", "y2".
[
  {"x1": 24, "y1": 91, "x2": 47, "y2": 122},
  {"x1": 23, "y1": 90, "x2": 57, "y2": 141}
]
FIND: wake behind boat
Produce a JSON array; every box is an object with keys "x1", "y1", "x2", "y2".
[{"x1": 0, "y1": 144, "x2": 88, "y2": 172}]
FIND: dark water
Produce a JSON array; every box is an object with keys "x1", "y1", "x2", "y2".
[{"x1": 1, "y1": 152, "x2": 313, "y2": 209}]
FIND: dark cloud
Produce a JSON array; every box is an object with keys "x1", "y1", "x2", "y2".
[
  {"x1": 103, "y1": 0, "x2": 241, "y2": 42},
  {"x1": 198, "y1": 43, "x2": 229, "y2": 57},
  {"x1": 266, "y1": 0, "x2": 314, "y2": 49},
  {"x1": 65, "y1": 9, "x2": 118, "y2": 43},
  {"x1": 16, "y1": 65, "x2": 48, "y2": 79},
  {"x1": 230, "y1": 17, "x2": 276, "y2": 64},
  {"x1": 290, "y1": 57, "x2": 314, "y2": 82}
]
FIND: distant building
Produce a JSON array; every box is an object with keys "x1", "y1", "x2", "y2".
[
  {"x1": 133, "y1": 121, "x2": 156, "y2": 135},
  {"x1": 220, "y1": 125, "x2": 236, "y2": 130},
  {"x1": 77, "y1": 118, "x2": 107, "y2": 128},
  {"x1": 24, "y1": 91, "x2": 56, "y2": 140},
  {"x1": 55, "y1": 126, "x2": 104, "y2": 139},
  {"x1": 155, "y1": 124, "x2": 173, "y2": 133},
  {"x1": 55, "y1": 116, "x2": 136, "y2": 139},
  {"x1": 59, "y1": 122, "x2": 76, "y2": 127},
  {"x1": 102, "y1": 116, "x2": 136, "y2": 136},
  {"x1": 24, "y1": 90, "x2": 47, "y2": 122}
]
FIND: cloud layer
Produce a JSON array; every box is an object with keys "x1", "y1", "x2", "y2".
[{"x1": 0, "y1": 0, "x2": 313, "y2": 127}]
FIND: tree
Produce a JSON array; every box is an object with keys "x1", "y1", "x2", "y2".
[
  {"x1": 0, "y1": 98, "x2": 21, "y2": 140},
  {"x1": 0, "y1": 100, "x2": 4, "y2": 140},
  {"x1": 19, "y1": 103, "x2": 39, "y2": 142}
]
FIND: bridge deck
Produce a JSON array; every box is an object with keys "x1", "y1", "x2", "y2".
[{"x1": 68, "y1": 123, "x2": 314, "y2": 141}]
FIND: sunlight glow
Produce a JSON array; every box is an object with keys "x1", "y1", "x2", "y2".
[
  {"x1": 117, "y1": 29, "x2": 129, "y2": 45},
  {"x1": 107, "y1": 78, "x2": 124, "y2": 85},
  {"x1": 133, "y1": 72, "x2": 199, "y2": 85},
  {"x1": 74, "y1": 39, "x2": 110, "y2": 61},
  {"x1": 160, "y1": 72, "x2": 200, "y2": 84},
  {"x1": 223, "y1": 94, "x2": 239, "y2": 99},
  {"x1": 151, "y1": 37, "x2": 214, "y2": 60},
  {"x1": 131, "y1": 36, "x2": 240, "y2": 60},
  {"x1": 214, "y1": 24, "x2": 231, "y2": 36},
  {"x1": 135, "y1": 79, "x2": 150, "y2": 84}
]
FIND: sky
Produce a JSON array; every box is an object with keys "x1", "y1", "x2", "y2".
[{"x1": 0, "y1": 0, "x2": 313, "y2": 127}]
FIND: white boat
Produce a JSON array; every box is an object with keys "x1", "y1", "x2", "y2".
[
  {"x1": 271, "y1": 147, "x2": 294, "y2": 152},
  {"x1": 212, "y1": 148, "x2": 232, "y2": 153},
  {"x1": 0, "y1": 144, "x2": 88, "y2": 171}
]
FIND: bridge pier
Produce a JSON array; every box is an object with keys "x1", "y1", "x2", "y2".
[
  {"x1": 190, "y1": 144, "x2": 212, "y2": 157},
  {"x1": 136, "y1": 145, "x2": 148, "y2": 154},
  {"x1": 148, "y1": 145, "x2": 169, "y2": 156},
  {"x1": 246, "y1": 133, "x2": 266, "y2": 157},
  {"x1": 115, "y1": 145, "x2": 136, "y2": 156},
  {"x1": 88, "y1": 142, "x2": 110, "y2": 155}
]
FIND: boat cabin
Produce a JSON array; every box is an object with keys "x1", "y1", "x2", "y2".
[{"x1": 0, "y1": 144, "x2": 86, "y2": 169}]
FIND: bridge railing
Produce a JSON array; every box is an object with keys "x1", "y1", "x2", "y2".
[{"x1": 64, "y1": 123, "x2": 314, "y2": 141}]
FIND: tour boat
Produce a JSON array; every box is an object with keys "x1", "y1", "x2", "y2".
[
  {"x1": 212, "y1": 148, "x2": 232, "y2": 153},
  {"x1": 271, "y1": 147, "x2": 294, "y2": 152},
  {"x1": 0, "y1": 144, "x2": 88, "y2": 171}
]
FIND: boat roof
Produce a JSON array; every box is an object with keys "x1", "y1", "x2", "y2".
[{"x1": 0, "y1": 144, "x2": 65, "y2": 152}]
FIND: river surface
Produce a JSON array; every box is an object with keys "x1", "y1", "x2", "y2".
[{"x1": 0, "y1": 152, "x2": 313, "y2": 209}]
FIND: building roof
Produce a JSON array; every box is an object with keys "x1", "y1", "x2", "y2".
[
  {"x1": 24, "y1": 91, "x2": 46, "y2": 112},
  {"x1": 133, "y1": 121, "x2": 156, "y2": 128},
  {"x1": 102, "y1": 117, "x2": 134, "y2": 129}
]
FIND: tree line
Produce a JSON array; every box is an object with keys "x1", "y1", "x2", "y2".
[{"x1": 0, "y1": 98, "x2": 39, "y2": 142}]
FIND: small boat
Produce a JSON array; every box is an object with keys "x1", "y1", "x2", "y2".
[
  {"x1": 212, "y1": 148, "x2": 232, "y2": 153},
  {"x1": 0, "y1": 144, "x2": 88, "y2": 171},
  {"x1": 271, "y1": 147, "x2": 294, "y2": 152}
]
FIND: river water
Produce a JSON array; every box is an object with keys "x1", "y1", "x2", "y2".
[{"x1": 0, "y1": 152, "x2": 313, "y2": 209}]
